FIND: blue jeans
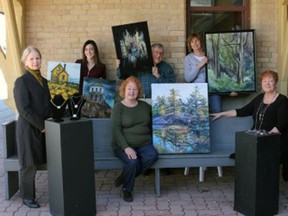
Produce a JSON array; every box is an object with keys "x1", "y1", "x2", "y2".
[
  {"x1": 208, "y1": 94, "x2": 222, "y2": 113},
  {"x1": 113, "y1": 144, "x2": 158, "y2": 192}
]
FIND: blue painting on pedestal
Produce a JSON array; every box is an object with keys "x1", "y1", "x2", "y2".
[{"x1": 151, "y1": 83, "x2": 210, "y2": 154}]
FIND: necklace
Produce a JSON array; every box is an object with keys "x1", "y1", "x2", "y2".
[
  {"x1": 71, "y1": 95, "x2": 83, "y2": 109},
  {"x1": 50, "y1": 98, "x2": 67, "y2": 110},
  {"x1": 254, "y1": 93, "x2": 278, "y2": 130},
  {"x1": 70, "y1": 96, "x2": 84, "y2": 118}
]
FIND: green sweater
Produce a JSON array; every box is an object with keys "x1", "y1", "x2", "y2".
[{"x1": 111, "y1": 100, "x2": 152, "y2": 150}]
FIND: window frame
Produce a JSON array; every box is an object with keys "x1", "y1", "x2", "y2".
[{"x1": 186, "y1": 0, "x2": 250, "y2": 39}]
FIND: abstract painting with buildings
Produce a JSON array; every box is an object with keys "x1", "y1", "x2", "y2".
[
  {"x1": 81, "y1": 78, "x2": 116, "y2": 118},
  {"x1": 152, "y1": 83, "x2": 210, "y2": 154},
  {"x1": 47, "y1": 61, "x2": 80, "y2": 100}
]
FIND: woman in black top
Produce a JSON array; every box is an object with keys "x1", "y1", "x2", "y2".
[{"x1": 211, "y1": 70, "x2": 288, "y2": 180}]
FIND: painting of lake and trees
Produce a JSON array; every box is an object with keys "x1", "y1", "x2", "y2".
[
  {"x1": 151, "y1": 83, "x2": 210, "y2": 154},
  {"x1": 205, "y1": 30, "x2": 256, "y2": 94}
]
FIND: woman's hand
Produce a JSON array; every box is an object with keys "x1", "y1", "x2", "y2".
[
  {"x1": 197, "y1": 56, "x2": 208, "y2": 68},
  {"x1": 209, "y1": 113, "x2": 222, "y2": 120},
  {"x1": 230, "y1": 91, "x2": 238, "y2": 97},
  {"x1": 116, "y1": 59, "x2": 120, "y2": 68},
  {"x1": 125, "y1": 147, "x2": 137, "y2": 159},
  {"x1": 270, "y1": 127, "x2": 280, "y2": 134}
]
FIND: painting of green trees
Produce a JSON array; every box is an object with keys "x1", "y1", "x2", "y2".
[
  {"x1": 151, "y1": 83, "x2": 210, "y2": 154},
  {"x1": 205, "y1": 30, "x2": 256, "y2": 93}
]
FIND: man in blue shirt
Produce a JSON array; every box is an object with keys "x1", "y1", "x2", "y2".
[{"x1": 116, "y1": 43, "x2": 176, "y2": 98}]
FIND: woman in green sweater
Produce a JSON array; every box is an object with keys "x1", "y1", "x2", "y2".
[{"x1": 111, "y1": 76, "x2": 158, "y2": 202}]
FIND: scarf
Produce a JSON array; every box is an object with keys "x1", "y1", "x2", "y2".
[{"x1": 27, "y1": 69, "x2": 43, "y2": 86}]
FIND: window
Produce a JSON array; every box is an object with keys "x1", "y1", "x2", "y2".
[
  {"x1": 0, "y1": 12, "x2": 7, "y2": 99},
  {"x1": 186, "y1": 0, "x2": 250, "y2": 37},
  {"x1": 0, "y1": 12, "x2": 6, "y2": 54}
]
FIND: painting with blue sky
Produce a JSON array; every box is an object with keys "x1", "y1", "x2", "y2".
[
  {"x1": 47, "y1": 61, "x2": 81, "y2": 100},
  {"x1": 152, "y1": 83, "x2": 210, "y2": 154},
  {"x1": 81, "y1": 78, "x2": 116, "y2": 118}
]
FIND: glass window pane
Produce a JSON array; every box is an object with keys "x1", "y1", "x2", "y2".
[
  {"x1": 189, "y1": 12, "x2": 242, "y2": 34},
  {"x1": 0, "y1": 13, "x2": 6, "y2": 55},
  {"x1": 191, "y1": 0, "x2": 243, "y2": 7}
]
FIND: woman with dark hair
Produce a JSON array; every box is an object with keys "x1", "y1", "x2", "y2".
[
  {"x1": 75, "y1": 40, "x2": 106, "y2": 94},
  {"x1": 111, "y1": 76, "x2": 158, "y2": 202}
]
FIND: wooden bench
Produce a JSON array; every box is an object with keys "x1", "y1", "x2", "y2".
[{"x1": 2, "y1": 116, "x2": 253, "y2": 199}]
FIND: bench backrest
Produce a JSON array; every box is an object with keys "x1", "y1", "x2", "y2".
[
  {"x1": 2, "y1": 117, "x2": 253, "y2": 158},
  {"x1": 92, "y1": 119, "x2": 113, "y2": 155},
  {"x1": 92, "y1": 116, "x2": 253, "y2": 154},
  {"x1": 209, "y1": 116, "x2": 253, "y2": 150}
]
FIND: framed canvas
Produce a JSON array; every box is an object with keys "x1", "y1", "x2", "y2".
[
  {"x1": 151, "y1": 83, "x2": 210, "y2": 154},
  {"x1": 47, "y1": 61, "x2": 81, "y2": 100},
  {"x1": 205, "y1": 29, "x2": 256, "y2": 94},
  {"x1": 112, "y1": 21, "x2": 153, "y2": 78},
  {"x1": 81, "y1": 78, "x2": 116, "y2": 118}
]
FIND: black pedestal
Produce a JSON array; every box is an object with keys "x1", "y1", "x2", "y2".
[
  {"x1": 45, "y1": 118, "x2": 96, "y2": 216},
  {"x1": 234, "y1": 131, "x2": 280, "y2": 216}
]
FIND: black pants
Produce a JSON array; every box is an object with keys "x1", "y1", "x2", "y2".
[{"x1": 19, "y1": 165, "x2": 37, "y2": 200}]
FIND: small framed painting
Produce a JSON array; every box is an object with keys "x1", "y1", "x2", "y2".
[
  {"x1": 151, "y1": 83, "x2": 210, "y2": 154},
  {"x1": 112, "y1": 21, "x2": 153, "y2": 78},
  {"x1": 205, "y1": 29, "x2": 256, "y2": 94},
  {"x1": 81, "y1": 78, "x2": 116, "y2": 118},
  {"x1": 47, "y1": 61, "x2": 81, "y2": 100}
]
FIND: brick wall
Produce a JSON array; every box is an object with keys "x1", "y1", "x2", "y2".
[
  {"x1": 24, "y1": 0, "x2": 278, "y2": 86},
  {"x1": 250, "y1": 0, "x2": 278, "y2": 73},
  {"x1": 25, "y1": 0, "x2": 186, "y2": 81}
]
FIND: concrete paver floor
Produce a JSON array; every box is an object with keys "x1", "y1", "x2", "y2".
[{"x1": 1, "y1": 166, "x2": 288, "y2": 216}]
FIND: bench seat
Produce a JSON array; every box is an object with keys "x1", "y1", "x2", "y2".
[{"x1": 2, "y1": 116, "x2": 253, "y2": 199}]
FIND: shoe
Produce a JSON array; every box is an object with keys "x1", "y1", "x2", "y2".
[
  {"x1": 229, "y1": 153, "x2": 235, "y2": 159},
  {"x1": 123, "y1": 190, "x2": 133, "y2": 202},
  {"x1": 23, "y1": 199, "x2": 40, "y2": 208},
  {"x1": 114, "y1": 175, "x2": 123, "y2": 187}
]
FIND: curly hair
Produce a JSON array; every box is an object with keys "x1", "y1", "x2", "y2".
[
  {"x1": 186, "y1": 33, "x2": 204, "y2": 53},
  {"x1": 260, "y1": 70, "x2": 278, "y2": 83},
  {"x1": 119, "y1": 76, "x2": 143, "y2": 99}
]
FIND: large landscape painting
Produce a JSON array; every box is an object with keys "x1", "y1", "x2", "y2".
[
  {"x1": 205, "y1": 30, "x2": 256, "y2": 94},
  {"x1": 152, "y1": 83, "x2": 210, "y2": 154}
]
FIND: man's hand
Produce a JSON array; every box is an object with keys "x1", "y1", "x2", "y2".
[{"x1": 152, "y1": 66, "x2": 160, "y2": 78}]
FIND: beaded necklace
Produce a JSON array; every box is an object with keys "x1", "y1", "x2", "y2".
[{"x1": 254, "y1": 93, "x2": 278, "y2": 130}]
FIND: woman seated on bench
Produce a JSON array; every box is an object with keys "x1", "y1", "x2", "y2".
[{"x1": 111, "y1": 76, "x2": 158, "y2": 202}]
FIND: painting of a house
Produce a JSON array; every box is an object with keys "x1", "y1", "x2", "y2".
[
  {"x1": 152, "y1": 83, "x2": 210, "y2": 154},
  {"x1": 47, "y1": 61, "x2": 81, "y2": 100},
  {"x1": 50, "y1": 63, "x2": 69, "y2": 83},
  {"x1": 81, "y1": 78, "x2": 116, "y2": 118}
]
